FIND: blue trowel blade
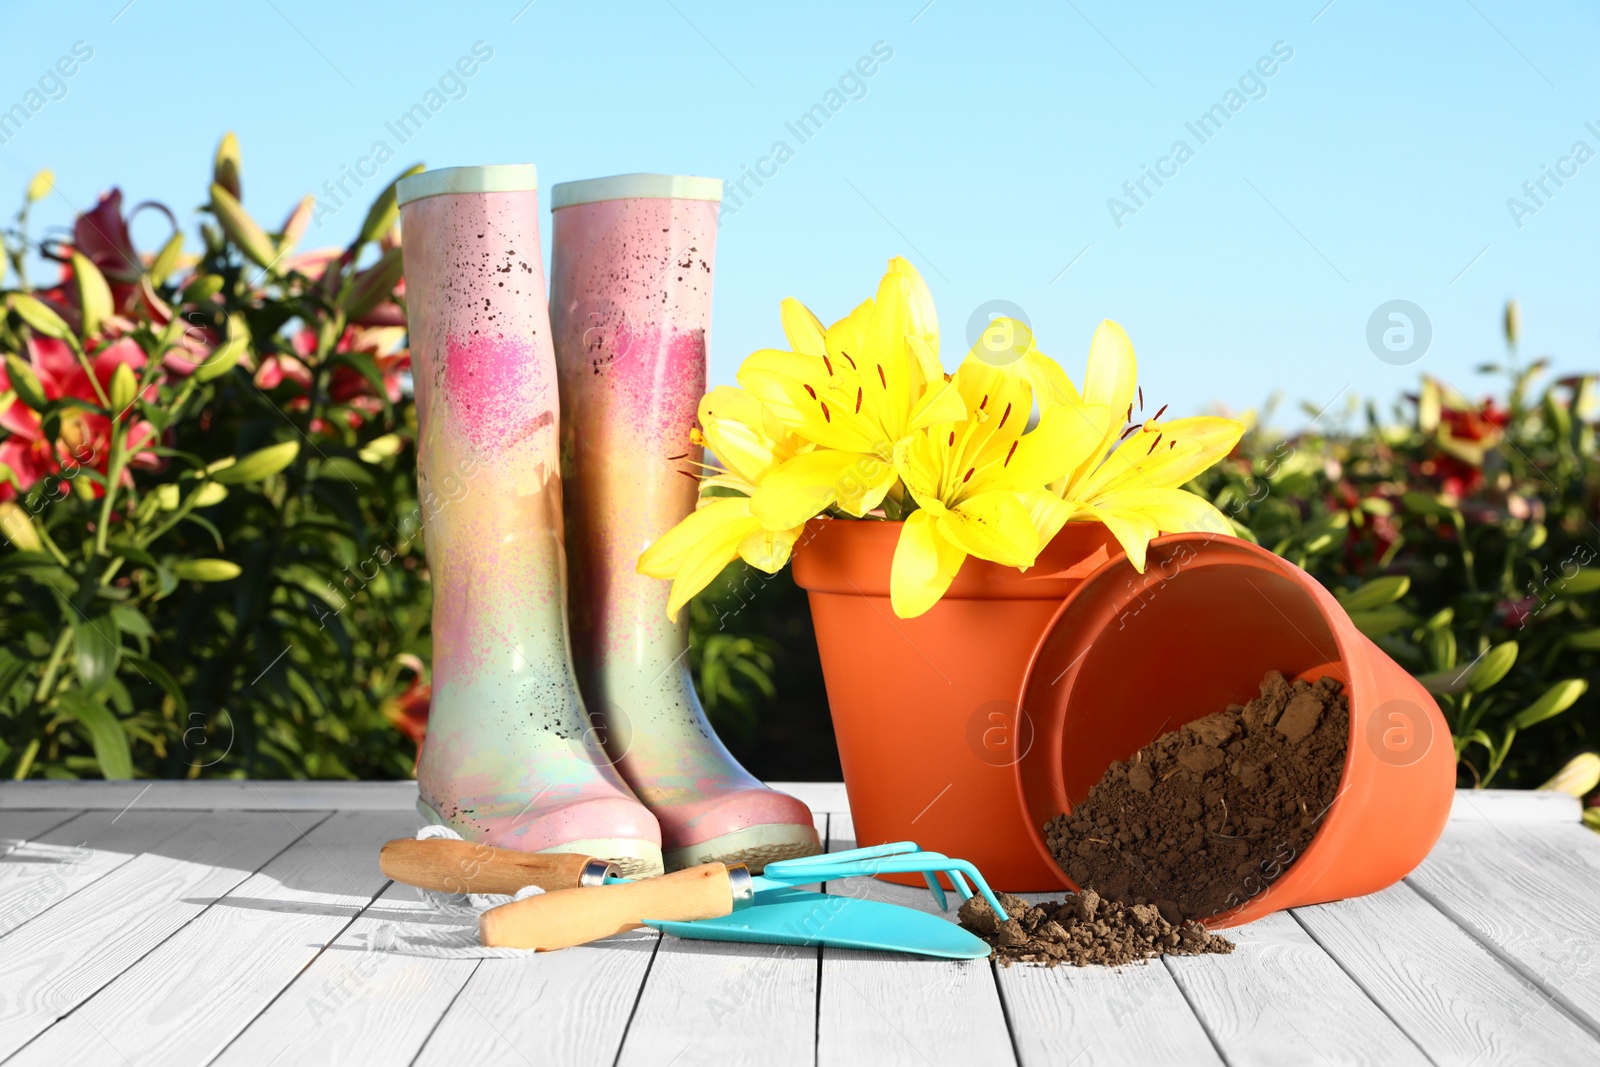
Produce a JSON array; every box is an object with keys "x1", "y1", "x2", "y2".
[{"x1": 643, "y1": 890, "x2": 991, "y2": 960}]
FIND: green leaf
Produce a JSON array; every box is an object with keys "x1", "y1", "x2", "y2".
[
  {"x1": 356, "y1": 163, "x2": 424, "y2": 246},
  {"x1": 123, "y1": 652, "x2": 187, "y2": 715},
  {"x1": 149, "y1": 231, "x2": 185, "y2": 287},
  {"x1": 1513, "y1": 679, "x2": 1588, "y2": 730},
  {"x1": 1415, "y1": 667, "x2": 1472, "y2": 695},
  {"x1": 1338, "y1": 575, "x2": 1410, "y2": 612},
  {"x1": 110, "y1": 605, "x2": 154, "y2": 639},
  {"x1": 313, "y1": 454, "x2": 375, "y2": 487},
  {"x1": 1347, "y1": 607, "x2": 1410, "y2": 639},
  {"x1": 71, "y1": 614, "x2": 121, "y2": 694},
  {"x1": 193, "y1": 313, "x2": 249, "y2": 383},
  {"x1": 211, "y1": 440, "x2": 299, "y2": 484},
  {"x1": 54, "y1": 690, "x2": 133, "y2": 780},
  {"x1": 1555, "y1": 568, "x2": 1600, "y2": 595},
  {"x1": 182, "y1": 274, "x2": 226, "y2": 305},
  {"x1": 1565, "y1": 628, "x2": 1600, "y2": 651},
  {"x1": 8, "y1": 293, "x2": 73, "y2": 340},
  {"x1": 70, "y1": 252, "x2": 113, "y2": 338},
  {"x1": 1464, "y1": 642, "x2": 1517, "y2": 694},
  {"x1": 172, "y1": 559, "x2": 241, "y2": 582},
  {"x1": 358, "y1": 433, "x2": 404, "y2": 464},
  {"x1": 4, "y1": 353, "x2": 48, "y2": 411}
]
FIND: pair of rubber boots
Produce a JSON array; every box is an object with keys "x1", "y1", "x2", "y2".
[{"x1": 397, "y1": 168, "x2": 818, "y2": 875}]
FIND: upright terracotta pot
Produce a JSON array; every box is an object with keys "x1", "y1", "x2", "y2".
[{"x1": 789, "y1": 517, "x2": 1119, "y2": 888}]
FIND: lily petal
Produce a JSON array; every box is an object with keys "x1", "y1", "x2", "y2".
[
  {"x1": 780, "y1": 297, "x2": 828, "y2": 356},
  {"x1": 890, "y1": 508, "x2": 967, "y2": 618},
  {"x1": 637, "y1": 497, "x2": 756, "y2": 577},
  {"x1": 1075, "y1": 415, "x2": 1245, "y2": 499},
  {"x1": 738, "y1": 523, "x2": 804, "y2": 573},
  {"x1": 1080, "y1": 319, "x2": 1138, "y2": 472},
  {"x1": 750, "y1": 448, "x2": 895, "y2": 527},
  {"x1": 937, "y1": 490, "x2": 1041, "y2": 568},
  {"x1": 1074, "y1": 500, "x2": 1161, "y2": 573},
  {"x1": 906, "y1": 375, "x2": 966, "y2": 432},
  {"x1": 1092, "y1": 486, "x2": 1235, "y2": 538},
  {"x1": 987, "y1": 402, "x2": 1109, "y2": 492}
]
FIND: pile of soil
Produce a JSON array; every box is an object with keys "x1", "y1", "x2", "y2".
[
  {"x1": 1044, "y1": 670, "x2": 1349, "y2": 923},
  {"x1": 958, "y1": 888, "x2": 1234, "y2": 967}
]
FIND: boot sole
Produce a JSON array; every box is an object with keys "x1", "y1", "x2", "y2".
[
  {"x1": 663, "y1": 822, "x2": 823, "y2": 873},
  {"x1": 415, "y1": 799, "x2": 664, "y2": 878},
  {"x1": 538, "y1": 838, "x2": 664, "y2": 879}
]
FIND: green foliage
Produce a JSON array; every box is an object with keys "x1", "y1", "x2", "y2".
[
  {"x1": 0, "y1": 143, "x2": 429, "y2": 780},
  {"x1": 1192, "y1": 340, "x2": 1600, "y2": 788}
]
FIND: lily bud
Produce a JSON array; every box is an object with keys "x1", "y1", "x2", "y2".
[
  {"x1": 209, "y1": 183, "x2": 277, "y2": 271},
  {"x1": 278, "y1": 195, "x2": 316, "y2": 260},
  {"x1": 0, "y1": 501, "x2": 42, "y2": 552},
  {"x1": 25, "y1": 169, "x2": 54, "y2": 203},
  {"x1": 109, "y1": 361, "x2": 138, "y2": 414},
  {"x1": 8, "y1": 293, "x2": 73, "y2": 341},
  {"x1": 195, "y1": 313, "x2": 250, "y2": 383},
  {"x1": 71, "y1": 252, "x2": 113, "y2": 338},
  {"x1": 4, "y1": 354, "x2": 49, "y2": 412},
  {"x1": 1504, "y1": 299, "x2": 1520, "y2": 348},
  {"x1": 356, "y1": 164, "x2": 424, "y2": 248},
  {"x1": 150, "y1": 231, "x2": 185, "y2": 287},
  {"x1": 342, "y1": 247, "x2": 404, "y2": 321},
  {"x1": 214, "y1": 132, "x2": 242, "y2": 200}
]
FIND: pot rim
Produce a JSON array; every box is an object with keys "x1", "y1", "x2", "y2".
[{"x1": 790, "y1": 516, "x2": 1120, "y2": 601}]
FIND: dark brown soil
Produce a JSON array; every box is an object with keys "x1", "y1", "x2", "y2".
[
  {"x1": 1044, "y1": 670, "x2": 1349, "y2": 923},
  {"x1": 957, "y1": 889, "x2": 1234, "y2": 967}
]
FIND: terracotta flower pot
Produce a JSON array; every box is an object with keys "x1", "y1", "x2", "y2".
[
  {"x1": 1016, "y1": 533, "x2": 1456, "y2": 923},
  {"x1": 789, "y1": 516, "x2": 1120, "y2": 889}
]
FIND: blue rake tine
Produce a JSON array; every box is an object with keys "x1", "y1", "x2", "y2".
[
  {"x1": 941, "y1": 859, "x2": 1006, "y2": 917},
  {"x1": 921, "y1": 870, "x2": 949, "y2": 911},
  {"x1": 766, "y1": 841, "x2": 920, "y2": 875}
]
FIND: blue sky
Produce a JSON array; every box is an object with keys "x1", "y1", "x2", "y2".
[{"x1": 2, "y1": 0, "x2": 1597, "y2": 428}]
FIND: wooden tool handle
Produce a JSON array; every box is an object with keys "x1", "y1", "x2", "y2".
[
  {"x1": 480, "y1": 862, "x2": 733, "y2": 951},
  {"x1": 379, "y1": 838, "x2": 604, "y2": 895}
]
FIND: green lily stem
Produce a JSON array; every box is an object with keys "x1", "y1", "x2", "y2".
[
  {"x1": 93, "y1": 421, "x2": 128, "y2": 558},
  {"x1": 33, "y1": 626, "x2": 72, "y2": 705},
  {"x1": 11, "y1": 738, "x2": 39, "y2": 780}
]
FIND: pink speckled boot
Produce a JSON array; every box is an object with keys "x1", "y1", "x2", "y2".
[
  {"x1": 550, "y1": 174, "x2": 819, "y2": 872},
  {"x1": 398, "y1": 165, "x2": 663, "y2": 877}
]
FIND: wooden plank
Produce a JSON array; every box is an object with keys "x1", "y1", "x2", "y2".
[
  {"x1": 0, "y1": 809, "x2": 82, "y2": 848},
  {"x1": 1408, "y1": 819, "x2": 1600, "y2": 1031},
  {"x1": 1294, "y1": 880, "x2": 1600, "y2": 1065},
  {"x1": 1163, "y1": 910, "x2": 1430, "y2": 1066},
  {"x1": 1451, "y1": 789, "x2": 1582, "y2": 824},
  {"x1": 0, "y1": 810, "x2": 233, "y2": 940},
  {"x1": 0, "y1": 780, "x2": 424, "y2": 811},
  {"x1": 995, "y1": 890, "x2": 1222, "y2": 1067},
  {"x1": 817, "y1": 812, "x2": 1014, "y2": 1067},
  {"x1": 0, "y1": 809, "x2": 325, "y2": 1059},
  {"x1": 212, "y1": 879, "x2": 480, "y2": 1066},
  {"x1": 413, "y1": 930, "x2": 659, "y2": 1067},
  {"x1": 613, "y1": 813, "x2": 829, "y2": 1067},
  {"x1": 7, "y1": 811, "x2": 419, "y2": 1067}
]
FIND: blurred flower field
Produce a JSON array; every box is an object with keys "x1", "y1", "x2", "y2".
[{"x1": 0, "y1": 140, "x2": 1596, "y2": 820}]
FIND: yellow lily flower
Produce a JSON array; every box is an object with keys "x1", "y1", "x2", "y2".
[
  {"x1": 1051, "y1": 321, "x2": 1246, "y2": 571},
  {"x1": 636, "y1": 386, "x2": 808, "y2": 620},
  {"x1": 738, "y1": 258, "x2": 965, "y2": 527},
  {"x1": 889, "y1": 336, "x2": 1110, "y2": 618}
]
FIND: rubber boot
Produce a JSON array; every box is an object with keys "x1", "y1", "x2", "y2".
[
  {"x1": 549, "y1": 173, "x2": 820, "y2": 872},
  {"x1": 397, "y1": 165, "x2": 663, "y2": 877}
]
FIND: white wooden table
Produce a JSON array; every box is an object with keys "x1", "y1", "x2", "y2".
[{"x1": 0, "y1": 782, "x2": 1597, "y2": 1066}]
